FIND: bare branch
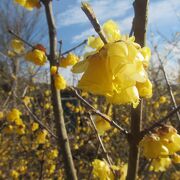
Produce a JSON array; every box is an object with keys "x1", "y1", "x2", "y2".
[
  {"x1": 70, "y1": 87, "x2": 129, "y2": 136},
  {"x1": 81, "y1": 2, "x2": 108, "y2": 44}
]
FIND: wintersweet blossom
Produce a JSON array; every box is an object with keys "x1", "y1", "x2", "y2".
[
  {"x1": 11, "y1": 39, "x2": 24, "y2": 53},
  {"x1": 149, "y1": 157, "x2": 171, "y2": 172},
  {"x1": 72, "y1": 20, "x2": 152, "y2": 107},
  {"x1": 59, "y1": 53, "x2": 79, "y2": 68},
  {"x1": 25, "y1": 49, "x2": 47, "y2": 66},
  {"x1": 54, "y1": 74, "x2": 66, "y2": 90},
  {"x1": 94, "y1": 116, "x2": 111, "y2": 135},
  {"x1": 92, "y1": 159, "x2": 114, "y2": 180},
  {"x1": 14, "y1": 0, "x2": 41, "y2": 10}
]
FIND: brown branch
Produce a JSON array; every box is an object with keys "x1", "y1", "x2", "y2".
[
  {"x1": 15, "y1": 94, "x2": 57, "y2": 139},
  {"x1": 126, "y1": 1, "x2": 149, "y2": 180},
  {"x1": 154, "y1": 46, "x2": 180, "y2": 123},
  {"x1": 140, "y1": 105, "x2": 180, "y2": 138},
  {"x1": 81, "y1": 2, "x2": 108, "y2": 44},
  {"x1": 61, "y1": 39, "x2": 87, "y2": 56},
  {"x1": 88, "y1": 113, "x2": 116, "y2": 177},
  {"x1": 8, "y1": 29, "x2": 34, "y2": 48},
  {"x1": 41, "y1": 0, "x2": 77, "y2": 179},
  {"x1": 70, "y1": 87, "x2": 129, "y2": 136}
]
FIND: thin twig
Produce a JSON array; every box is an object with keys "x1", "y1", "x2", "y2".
[
  {"x1": 154, "y1": 46, "x2": 180, "y2": 123},
  {"x1": 81, "y1": 2, "x2": 108, "y2": 44},
  {"x1": 41, "y1": 0, "x2": 77, "y2": 179},
  {"x1": 70, "y1": 87, "x2": 128, "y2": 136},
  {"x1": 15, "y1": 94, "x2": 57, "y2": 139},
  {"x1": 127, "y1": 1, "x2": 149, "y2": 180},
  {"x1": 88, "y1": 113, "x2": 116, "y2": 177},
  {"x1": 8, "y1": 29, "x2": 34, "y2": 48},
  {"x1": 61, "y1": 39, "x2": 87, "y2": 56},
  {"x1": 141, "y1": 105, "x2": 180, "y2": 138},
  {"x1": 87, "y1": 143, "x2": 100, "y2": 180}
]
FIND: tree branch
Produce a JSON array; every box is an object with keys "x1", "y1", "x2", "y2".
[
  {"x1": 70, "y1": 87, "x2": 129, "y2": 136},
  {"x1": 140, "y1": 105, "x2": 180, "y2": 138},
  {"x1": 126, "y1": 1, "x2": 149, "y2": 180},
  {"x1": 41, "y1": 0, "x2": 77, "y2": 179},
  {"x1": 81, "y1": 2, "x2": 108, "y2": 44}
]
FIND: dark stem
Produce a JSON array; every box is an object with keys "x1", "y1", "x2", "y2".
[
  {"x1": 81, "y1": 2, "x2": 108, "y2": 44},
  {"x1": 42, "y1": 0, "x2": 77, "y2": 179},
  {"x1": 140, "y1": 105, "x2": 180, "y2": 138},
  {"x1": 61, "y1": 39, "x2": 87, "y2": 56},
  {"x1": 71, "y1": 87, "x2": 129, "y2": 136},
  {"x1": 8, "y1": 29, "x2": 34, "y2": 48},
  {"x1": 154, "y1": 47, "x2": 180, "y2": 123},
  {"x1": 126, "y1": 0, "x2": 149, "y2": 180}
]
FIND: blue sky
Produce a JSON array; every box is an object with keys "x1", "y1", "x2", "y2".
[
  {"x1": 51, "y1": 0, "x2": 180, "y2": 52},
  {"x1": 9, "y1": 0, "x2": 180, "y2": 84}
]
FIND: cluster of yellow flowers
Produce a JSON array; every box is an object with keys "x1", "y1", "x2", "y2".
[
  {"x1": 72, "y1": 20, "x2": 152, "y2": 107},
  {"x1": 139, "y1": 125, "x2": 180, "y2": 171},
  {"x1": 14, "y1": 0, "x2": 41, "y2": 10},
  {"x1": 59, "y1": 53, "x2": 79, "y2": 68},
  {"x1": 8, "y1": 39, "x2": 48, "y2": 66},
  {"x1": 6, "y1": 108, "x2": 26, "y2": 134},
  {"x1": 94, "y1": 115, "x2": 111, "y2": 135},
  {"x1": 11, "y1": 39, "x2": 25, "y2": 54},
  {"x1": 50, "y1": 66, "x2": 66, "y2": 90},
  {"x1": 25, "y1": 44, "x2": 47, "y2": 66},
  {"x1": 92, "y1": 159, "x2": 127, "y2": 180}
]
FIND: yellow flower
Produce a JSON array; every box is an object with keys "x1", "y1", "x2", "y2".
[
  {"x1": 10, "y1": 170, "x2": 19, "y2": 179},
  {"x1": 119, "y1": 163, "x2": 128, "y2": 180},
  {"x1": 54, "y1": 74, "x2": 66, "y2": 90},
  {"x1": 11, "y1": 39, "x2": 24, "y2": 53},
  {"x1": 3, "y1": 125, "x2": 14, "y2": 134},
  {"x1": 92, "y1": 159, "x2": 114, "y2": 180},
  {"x1": 14, "y1": 0, "x2": 41, "y2": 11},
  {"x1": 149, "y1": 157, "x2": 171, "y2": 172},
  {"x1": 139, "y1": 134, "x2": 169, "y2": 158},
  {"x1": 6, "y1": 108, "x2": 22, "y2": 122},
  {"x1": 25, "y1": 49, "x2": 47, "y2": 66},
  {"x1": 140, "y1": 47, "x2": 151, "y2": 68},
  {"x1": 59, "y1": 53, "x2": 79, "y2": 68},
  {"x1": 16, "y1": 124, "x2": 26, "y2": 135},
  {"x1": 44, "y1": 103, "x2": 51, "y2": 110},
  {"x1": 22, "y1": 96, "x2": 31, "y2": 106},
  {"x1": 153, "y1": 102, "x2": 159, "y2": 108},
  {"x1": 73, "y1": 20, "x2": 151, "y2": 107},
  {"x1": 44, "y1": 90, "x2": 51, "y2": 96},
  {"x1": 8, "y1": 50, "x2": 16, "y2": 57},
  {"x1": 48, "y1": 149, "x2": 58, "y2": 159},
  {"x1": 76, "y1": 51, "x2": 113, "y2": 96},
  {"x1": 50, "y1": 66, "x2": 57, "y2": 75},
  {"x1": 159, "y1": 96, "x2": 167, "y2": 104},
  {"x1": 172, "y1": 153, "x2": 180, "y2": 164},
  {"x1": 107, "y1": 86, "x2": 139, "y2": 108},
  {"x1": 36, "y1": 130, "x2": 48, "y2": 144},
  {"x1": 94, "y1": 116, "x2": 111, "y2": 135},
  {"x1": 87, "y1": 36, "x2": 104, "y2": 50},
  {"x1": 0, "y1": 111, "x2": 4, "y2": 120},
  {"x1": 31, "y1": 122, "x2": 39, "y2": 131},
  {"x1": 136, "y1": 79, "x2": 152, "y2": 98},
  {"x1": 103, "y1": 20, "x2": 121, "y2": 43},
  {"x1": 158, "y1": 125, "x2": 180, "y2": 155}
]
